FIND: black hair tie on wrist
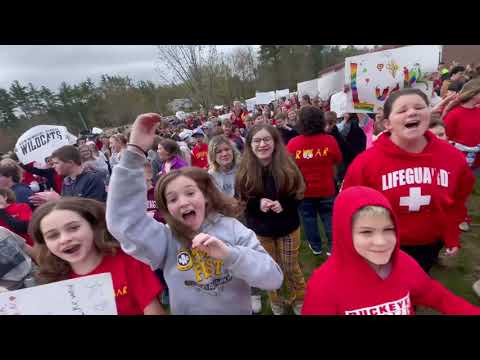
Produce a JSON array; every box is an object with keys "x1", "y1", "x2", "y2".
[{"x1": 127, "y1": 143, "x2": 148, "y2": 157}]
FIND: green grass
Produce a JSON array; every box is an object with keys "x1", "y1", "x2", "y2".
[{"x1": 259, "y1": 177, "x2": 480, "y2": 315}]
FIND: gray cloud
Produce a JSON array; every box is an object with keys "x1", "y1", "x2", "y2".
[{"x1": 0, "y1": 45, "x2": 248, "y2": 92}]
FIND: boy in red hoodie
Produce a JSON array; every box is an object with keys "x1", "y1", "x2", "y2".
[
  {"x1": 342, "y1": 89, "x2": 475, "y2": 273},
  {"x1": 302, "y1": 186, "x2": 480, "y2": 315},
  {"x1": 191, "y1": 131, "x2": 209, "y2": 170}
]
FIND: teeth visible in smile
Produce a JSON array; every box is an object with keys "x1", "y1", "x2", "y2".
[{"x1": 63, "y1": 245, "x2": 80, "y2": 254}]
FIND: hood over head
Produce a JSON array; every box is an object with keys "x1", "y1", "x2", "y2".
[{"x1": 331, "y1": 186, "x2": 400, "y2": 274}]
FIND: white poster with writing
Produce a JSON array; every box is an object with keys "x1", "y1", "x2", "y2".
[
  {"x1": 275, "y1": 88, "x2": 289, "y2": 100},
  {"x1": 297, "y1": 78, "x2": 319, "y2": 98},
  {"x1": 255, "y1": 91, "x2": 276, "y2": 105},
  {"x1": 14, "y1": 125, "x2": 77, "y2": 166},
  {"x1": 344, "y1": 45, "x2": 441, "y2": 113},
  {"x1": 317, "y1": 69, "x2": 345, "y2": 101},
  {"x1": 0, "y1": 273, "x2": 117, "y2": 315},
  {"x1": 245, "y1": 97, "x2": 256, "y2": 111}
]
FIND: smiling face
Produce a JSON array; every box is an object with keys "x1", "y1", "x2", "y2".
[
  {"x1": 157, "y1": 144, "x2": 170, "y2": 161},
  {"x1": 164, "y1": 176, "x2": 206, "y2": 231},
  {"x1": 109, "y1": 137, "x2": 121, "y2": 153},
  {"x1": 384, "y1": 94, "x2": 430, "y2": 147},
  {"x1": 40, "y1": 209, "x2": 99, "y2": 267},
  {"x1": 352, "y1": 210, "x2": 396, "y2": 267},
  {"x1": 251, "y1": 128, "x2": 275, "y2": 165},
  {"x1": 79, "y1": 146, "x2": 93, "y2": 161},
  {"x1": 215, "y1": 142, "x2": 234, "y2": 170}
]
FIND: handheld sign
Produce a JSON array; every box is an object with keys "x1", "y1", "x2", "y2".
[
  {"x1": 344, "y1": 45, "x2": 440, "y2": 113},
  {"x1": 275, "y1": 89, "x2": 289, "y2": 100},
  {"x1": 14, "y1": 125, "x2": 77, "y2": 166},
  {"x1": 0, "y1": 273, "x2": 117, "y2": 315},
  {"x1": 255, "y1": 91, "x2": 276, "y2": 105}
]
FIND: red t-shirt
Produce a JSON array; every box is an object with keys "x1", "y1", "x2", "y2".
[
  {"x1": 191, "y1": 143, "x2": 209, "y2": 169},
  {"x1": 302, "y1": 186, "x2": 480, "y2": 315},
  {"x1": 69, "y1": 250, "x2": 163, "y2": 315},
  {"x1": 0, "y1": 203, "x2": 33, "y2": 246},
  {"x1": 443, "y1": 105, "x2": 480, "y2": 169},
  {"x1": 287, "y1": 134, "x2": 342, "y2": 198},
  {"x1": 231, "y1": 111, "x2": 246, "y2": 129}
]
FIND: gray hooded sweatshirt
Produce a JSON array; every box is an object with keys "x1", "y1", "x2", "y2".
[
  {"x1": 106, "y1": 150, "x2": 283, "y2": 315},
  {"x1": 208, "y1": 165, "x2": 238, "y2": 197}
]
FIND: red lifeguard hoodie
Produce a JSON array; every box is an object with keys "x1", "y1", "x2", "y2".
[
  {"x1": 302, "y1": 186, "x2": 480, "y2": 315},
  {"x1": 342, "y1": 131, "x2": 475, "y2": 249}
]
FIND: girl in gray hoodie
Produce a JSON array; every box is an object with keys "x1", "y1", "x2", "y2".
[
  {"x1": 106, "y1": 113, "x2": 283, "y2": 315},
  {"x1": 207, "y1": 135, "x2": 240, "y2": 197}
]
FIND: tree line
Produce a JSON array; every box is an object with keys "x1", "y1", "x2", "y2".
[{"x1": 1, "y1": 45, "x2": 370, "y2": 152}]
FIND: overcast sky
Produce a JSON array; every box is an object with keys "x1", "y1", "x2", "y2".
[
  {"x1": 0, "y1": 45, "x2": 254, "y2": 92},
  {"x1": 0, "y1": 45, "x2": 373, "y2": 92}
]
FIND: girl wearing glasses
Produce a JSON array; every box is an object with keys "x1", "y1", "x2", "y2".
[{"x1": 236, "y1": 124, "x2": 306, "y2": 315}]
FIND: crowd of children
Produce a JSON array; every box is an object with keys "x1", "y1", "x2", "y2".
[{"x1": 0, "y1": 59, "x2": 479, "y2": 315}]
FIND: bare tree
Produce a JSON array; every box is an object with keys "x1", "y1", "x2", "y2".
[{"x1": 156, "y1": 45, "x2": 220, "y2": 109}]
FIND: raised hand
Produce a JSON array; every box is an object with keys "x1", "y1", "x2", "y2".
[
  {"x1": 129, "y1": 113, "x2": 162, "y2": 153},
  {"x1": 191, "y1": 233, "x2": 230, "y2": 260}
]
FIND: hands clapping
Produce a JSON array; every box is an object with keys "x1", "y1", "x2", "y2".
[{"x1": 260, "y1": 198, "x2": 283, "y2": 213}]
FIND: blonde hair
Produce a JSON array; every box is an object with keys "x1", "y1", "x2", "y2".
[
  {"x1": 207, "y1": 135, "x2": 240, "y2": 172},
  {"x1": 352, "y1": 206, "x2": 392, "y2": 224}
]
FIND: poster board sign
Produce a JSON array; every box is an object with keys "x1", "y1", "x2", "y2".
[
  {"x1": 0, "y1": 273, "x2": 117, "y2": 315},
  {"x1": 14, "y1": 125, "x2": 77, "y2": 166},
  {"x1": 318, "y1": 68, "x2": 345, "y2": 100},
  {"x1": 275, "y1": 89, "x2": 289, "y2": 100},
  {"x1": 329, "y1": 91, "x2": 348, "y2": 118},
  {"x1": 344, "y1": 45, "x2": 441, "y2": 113},
  {"x1": 245, "y1": 97, "x2": 256, "y2": 111},
  {"x1": 255, "y1": 91, "x2": 276, "y2": 105},
  {"x1": 297, "y1": 78, "x2": 319, "y2": 98}
]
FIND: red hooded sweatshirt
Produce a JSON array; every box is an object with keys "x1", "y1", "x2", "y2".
[
  {"x1": 302, "y1": 186, "x2": 480, "y2": 315},
  {"x1": 443, "y1": 106, "x2": 480, "y2": 169},
  {"x1": 342, "y1": 131, "x2": 475, "y2": 249}
]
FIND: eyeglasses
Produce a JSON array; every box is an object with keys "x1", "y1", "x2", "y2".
[{"x1": 252, "y1": 136, "x2": 273, "y2": 145}]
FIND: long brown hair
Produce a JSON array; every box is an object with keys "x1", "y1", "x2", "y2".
[
  {"x1": 235, "y1": 124, "x2": 305, "y2": 201},
  {"x1": 29, "y1": 197, "x2": 119, "y2": 284},
  {"x1": 154, "y1": 167, "x2": 242, "y2": 246}
]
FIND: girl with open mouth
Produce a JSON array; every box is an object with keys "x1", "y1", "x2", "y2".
[
  {"x1": 342, "y1": 88, "x2": 475, "y2": 274},
  {"x1": 106, "y1": 113, "x2": 283, "y2": 315},
  {"x1": 30, "y1": 197, "x2": 166, "y2": 315}
]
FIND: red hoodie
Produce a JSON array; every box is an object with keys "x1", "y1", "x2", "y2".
[
  {"x1": 287, "y1": 133, "x2": 342, "y2": 198},
  {"x1": 443, "y1": 106, "x2": 480, "y2": 169},
  {"x1": 191, "y1": 142, "x2": 209, "y2": 169},
  {"x1": 302, "y1": 186, "x2": 480, "y2": 315},
  {"x1": 342, "y1": 131, "x2": 475, "y2": 249}
]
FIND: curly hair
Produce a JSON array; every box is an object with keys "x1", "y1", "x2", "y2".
[
  {"x1": 29, "y1": 197, "x2": 119, "y2": 284},
  {"x1": 297, "y1": 105, "x2": 326, "y2": 135}
]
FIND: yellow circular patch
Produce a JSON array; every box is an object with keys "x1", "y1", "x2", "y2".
[{"x1": 176, "y1": 250, "x2": 193, "y2": 271}]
